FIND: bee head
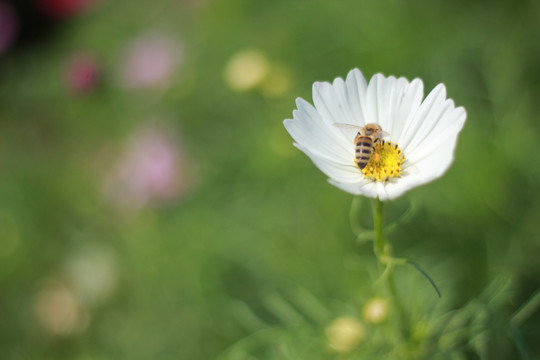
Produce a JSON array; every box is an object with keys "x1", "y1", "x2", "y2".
[{"x1": 363, "y1": 123, "x2": 382, "y2": 137}]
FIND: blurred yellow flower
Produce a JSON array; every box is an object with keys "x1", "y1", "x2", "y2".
[
  {"x1": 325, "y1": 316, "x2": 366, "y2": 354},
  {"x1": 362, "y1": 297, "x2": 388, "y2": 324},
  {"x1": 33, "y1": 280, "x2": 90, "y2": 336},
  {"x1": 261, "y1": 64, "x2": 292, "y2": 98},
  {"x1": 223, "y1": 49, "x2": 270, "y2": 91}
]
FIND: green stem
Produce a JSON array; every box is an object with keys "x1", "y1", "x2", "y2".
[
  {"x1": 372, "y1": 199, "x2": 386, "y2": 264},
  {"x1": 371, "y1": 199, "x2": 410, "y2": 340}
]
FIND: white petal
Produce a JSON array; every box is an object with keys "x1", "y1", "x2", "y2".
[
  {"x1": 312, "y1": 80, "x2": 345, "y2": 125},
  {"x1": 364, "y1": 75, "x2": 425, "y2": 144},
  {"x1": 367, "y1": 74, "x2": 403, "y2": 133},
  {"x1": 387, "y1": 108, "x2": 465, "y2": 197},
  {"x1": 406, "y1": 106, "x2": 466, "y2": 167},
  {"x1": 284, "y1": 98, "x2": 352, "y2": 161},
  {"x1": 312, "y1": 69, "x2": 372, "y2": 128},
  {"x1": 312, "y1": 80, "x2": 356, "y2": 127},
  {"x1": 299, "y1": 147, "x2": 362, "y2": 183},
  {"x1": 398, "y1": 83, "x2": 447, "y2": 150},
  {"x1": 344, "y1": 69, "x2": 369, "y2": 126},
  {"x1": 376, "y1": 182, "x2": 391, "y2": 201},
  {"x1": 381, "y1": 103, "x2": 464, "y2": 200},
  {"x1": 396, "y1": 85, "x2": 466, "y2": 188},
  {"x1": 364, "y1": 74, "x2": 384, "y2": 127},
  {"x1": 379, "y1": 176, "x2": 421, "y2": 201},
  {"x1": 388, "y1": 78, "x2": 424, "y2": 143},
  {"x1": 406, "y1": 116, "x2": 465, "y2": 180},
  {"x1": 329, "y1": 77, "x2": 358, "y2": 126},
  {"x1": 328, "y1": 179, "x2": 379, "y2": 198}
]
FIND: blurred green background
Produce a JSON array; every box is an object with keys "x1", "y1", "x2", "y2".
[{"x1": 1, "y1": 0, "x2": 540, "y2": 359}]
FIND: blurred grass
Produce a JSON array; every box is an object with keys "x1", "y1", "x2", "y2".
[{"x1": 1, "y1": 0, "x2": 540, "y2": 359}]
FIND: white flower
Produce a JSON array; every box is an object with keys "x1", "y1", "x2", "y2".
[{"x1": 283, "y1": 68, "x2": 466, "y2": 201}]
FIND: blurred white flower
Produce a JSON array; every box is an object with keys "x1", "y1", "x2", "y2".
[
  {"x1": 325, "y1": 316, "x2": 366, "y2": 354},
  {"x1": 120, "y1": 34, "x2": 182, "y2": 89},
  {"x1": 63, "y1": 244, "x2": 118, "y2": 306},
  {"x1": 284, "y1": 68, "x2": 466, "y2": 200},
  {"x1": 103, "y1": 124, "x2": 194, "y2": 212}
]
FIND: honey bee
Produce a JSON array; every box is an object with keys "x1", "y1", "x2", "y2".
[{"x1": 334, "y1": 123, "x2": 387, "y2": 169}]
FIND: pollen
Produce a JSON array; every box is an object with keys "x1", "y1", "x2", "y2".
[{"x1": 361, "y1": 141, "x2": 405, "y2": 182}]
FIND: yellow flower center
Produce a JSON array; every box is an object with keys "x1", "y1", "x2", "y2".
[{"x1": 361, "y1": 140, "x2": 405, "y2": 182}]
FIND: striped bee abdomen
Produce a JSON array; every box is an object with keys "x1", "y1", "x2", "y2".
[{"x1": 354, "y1": 135, "x2": 374, "y2": 170}]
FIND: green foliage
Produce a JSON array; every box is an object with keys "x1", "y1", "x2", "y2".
[{"x1": 1, "y1": 0, "x2": 540, "y2": 358}]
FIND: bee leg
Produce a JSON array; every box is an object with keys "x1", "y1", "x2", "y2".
[{"x1": 372, "y1": 151, "x2": 380, "y2": 169}]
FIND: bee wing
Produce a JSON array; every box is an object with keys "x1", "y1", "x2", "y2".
[
  {"x1": 333, "y1": 123, "x2": 363, "y2": 131},
  {"x1": 333, "y1": 123, "x2": 363, "y2": 137}
]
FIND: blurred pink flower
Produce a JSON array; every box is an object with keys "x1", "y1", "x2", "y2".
[
  {"x1": 38, "y1": 0, "x2": 96, "y2": 18},
  {"x1": 0, "y1": 1, "x2": 18, "y2": 54},
  {"x1": 65, "y1": 53, "x2": 100, "y2": 94},
  {"x1": 103, "y1": 125, "x2": 194, "y2": 213},
  {"x1": 119, "y1": 34, "x2": 182, "y2": 90}
]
